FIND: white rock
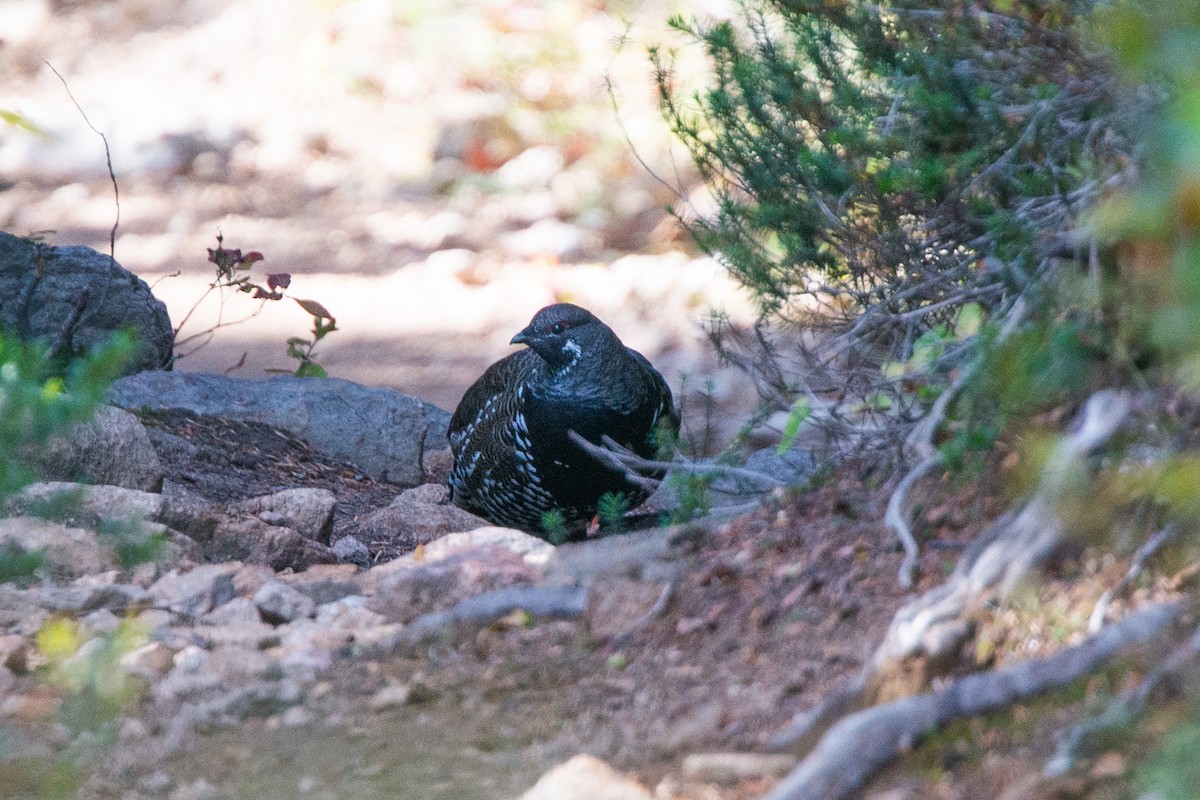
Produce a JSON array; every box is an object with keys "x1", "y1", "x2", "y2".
[{"x1": 519, "y1": 755, "x2": 652, "y2": 800}]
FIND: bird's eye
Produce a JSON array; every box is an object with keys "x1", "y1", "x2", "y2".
[{"x1": 549, "y1": 322, "x2": 568, "y2": 334}]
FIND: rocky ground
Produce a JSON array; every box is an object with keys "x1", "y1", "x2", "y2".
[{"x1": 0, "y1": 371, "x2": 1191, "y2": 800}]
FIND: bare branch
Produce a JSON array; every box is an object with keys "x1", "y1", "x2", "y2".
[
  {"x1": 885, "y1": 297, "x2": 1029, "y2": 587},
  {"x1": 377, "y1": 586, "x2": 589, "y2": 654}
]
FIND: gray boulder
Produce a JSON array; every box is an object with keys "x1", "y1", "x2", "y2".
[
  {"x1": 0, "y1": 231, "x2": 172, "y2": 373},
  {"x1": 107, "y1": 371, "x2": 450, "y2": 486},
  {"x1": 35, "y1": 405, "x2": 165, "y2": 492}
]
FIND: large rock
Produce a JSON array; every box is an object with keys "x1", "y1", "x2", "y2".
[
  {"x1": 35, "y1": 405, "x2": 165, "y2": 492},
  {"x1": 107, "y1": 371, "x2": 450, "y2": 485},
  {"x1": 0, "y1": 231, "x2": 172, "y2": 373}
]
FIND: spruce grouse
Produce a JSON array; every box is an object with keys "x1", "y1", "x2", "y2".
[{"x1": 448, "y1": 303, "x2": 678, "y2": 538}]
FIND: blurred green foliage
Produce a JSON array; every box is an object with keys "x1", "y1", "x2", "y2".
[
  {"x1": 0, "y1": 330, "x2": 134, "y2": 585},
  {"x1": 0, "y1": 330, "x2": 134, "y2": 498},
  {"x1": 656, "y1": 0, "x2": 1136, "y2": 447},
  {"x1": 0, "y1": 329, "x2": 158, "y2": 797},
  {"x1": 656, "y1": 0, "x2": 1124, "y2": 321}
]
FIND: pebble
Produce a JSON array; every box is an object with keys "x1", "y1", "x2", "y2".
[
  {"x1": 120, "y1": 641, "x2": 177, "y2": 680},
  {"x1": 254, "y1": 580, "x2": 317, "y2": 625},
  {"x1": 331, "y1": 535, "x2": 369, "y2": 566},
  {"x1": 368, "y1": 682, "x2": 412, "y2": 710},
  {"x1": 173, "y1": 645, "x2": 209, "y2": 673}
]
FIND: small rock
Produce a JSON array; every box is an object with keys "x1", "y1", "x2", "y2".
[
  {"x1": 148, "y1": 564, "x2": 240, "y2": 618},
  {"x1": 120, "y1": 642, "x2": 176, "y2": 681},
  {"x1": 314, "y1": 596, "x2": 383, "y2": 630},
  {"x1": 229, "y1": 488, "x2": 336, "y2": 543},
  {"x1": 231, "y1": 563, "x2": 274, "y2": 598},
  {"x1": 139, "y1": 771, "x2": 174, "y2": 794},
  {"x1": 0, "y1": 635, "x2": 31, "y2": 674},
  {"x1": 347, "y1": 483, "x2": 488, "y2": 555},
  {"x1": 331, "y1": 535, "x2": 369, "y2": 567},
  {"x1": 120, "y1": 717, "x2": 150, "y2": 742},
  {"x1": 38, "y1": 583, "x2": 153, "y2": 615},
  {"x1": 276, "y1": 564, "x2": 361, "y2": 605},
  {"x1": 519, "y1": 754, "x2": 652, "y2": 800},
  {"x1": 254, "y1": 581, "x2": 317, "y2": 625},
  {"x1": 421, "y1": 526, "x2": 555, "y2": 566},
  {"x1": 36, "y1": 405, "x2": 165, "y2": 492},
  {"x1": 172, "y1": 645, "x2": 209, "y2": 673},
  {"x1": 0, "y1": 517, "x2": 114, "y2": 578},
  {"x1": 680, "y1": 752, "x2": 798, "y2": 784},
  {"x1": 206, "y1": 518, "x2": 336, "y2": 572},
  {"x1": 9, "y1": 482, "x2": 164, "y2": 528},
  {"x1": 369, "y1": 682, "x2": 413, "y2": 710},
  {"x1": 81, "y1": 608, "x2": 122, "y2": 635},
  {"x1": 199, "y1": 597, "x2": 261, "y2": 626},
  {"x1": 280, "y1": 705, "x2": 313, "y2": 727},
  {"x1": 170, "y1": 778, "x2": 219, "y2": 800},
  {"x1": 185, "y1": 622, "x2": 280, "y2": 650}
]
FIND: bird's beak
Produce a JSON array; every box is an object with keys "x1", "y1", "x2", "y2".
[{"x1": 510, "y1": 326, "x2": 533, "y2": 346}]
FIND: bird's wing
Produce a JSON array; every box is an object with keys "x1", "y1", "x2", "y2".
[{"x1": 449, "y1": 350, "x2": 538, "y2": 445}]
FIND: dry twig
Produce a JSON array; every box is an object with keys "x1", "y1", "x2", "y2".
[
  {"x1": 1046, "y1": 617, "x2": 1200, "y2": 777},
  {"x1": 885, "y1": 297, "x2": 1028, "y2": 587}
]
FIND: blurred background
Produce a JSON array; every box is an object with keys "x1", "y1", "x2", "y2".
[{"x1": 0, "y1": 0, "x2": 755, "y2": 449}]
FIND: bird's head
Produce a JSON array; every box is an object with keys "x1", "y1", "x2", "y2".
[{"x1": 511, "y1": 303, "x2": 611, "y2": 371}]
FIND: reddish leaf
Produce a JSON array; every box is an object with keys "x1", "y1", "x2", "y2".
[
  {"x1": 240, "y1": 251, "x2": 265, "y2": 266},
  {"x1": 267, "y1": 272, "x2": 292, "y2": 291}
]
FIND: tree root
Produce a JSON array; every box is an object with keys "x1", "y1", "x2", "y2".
[
  {"x1": 763, "y1": 600, "x2": 1188, "y2": 800},
  {"x1": 775, "y1": 391, "x2": 1132, "y2": 754},
  {"x1": 1046, "y1": 616, "x2": 1200, "y2": 777},
  {"x1": 383, "y1": 585, "x2": 589, "y2": 653}
]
